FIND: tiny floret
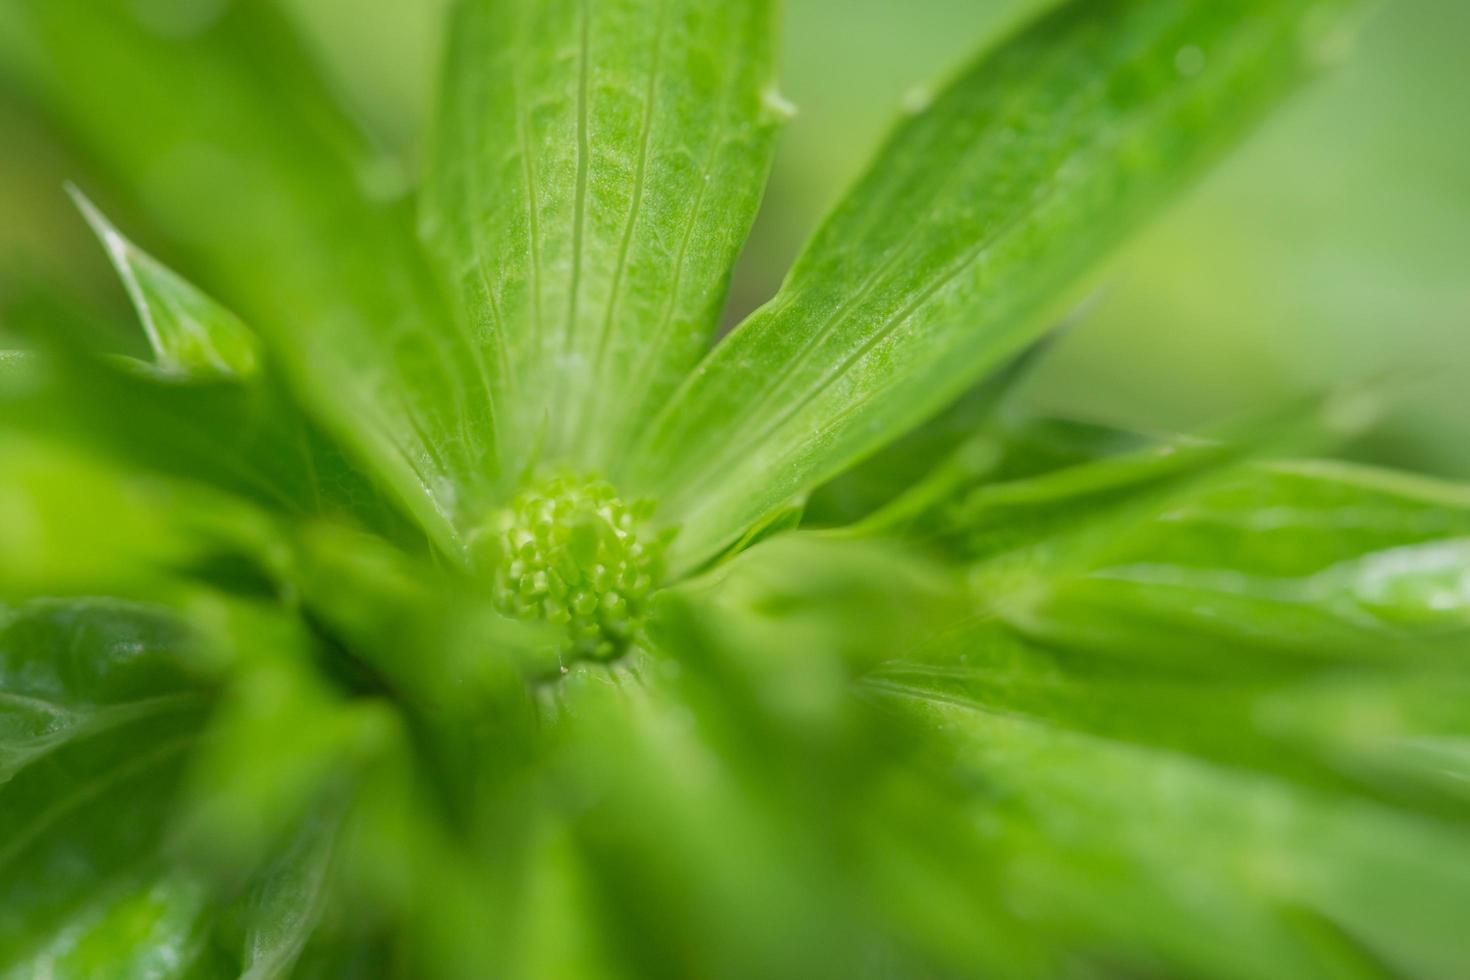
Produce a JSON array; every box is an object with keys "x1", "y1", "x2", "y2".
[{"x1": 481, "y1": 474, "x2": 665, "y2": 661}]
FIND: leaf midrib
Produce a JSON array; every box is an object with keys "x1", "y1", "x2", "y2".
[
  {"x1": 673, "y1": 4, "x2": 1279, "y2": 531},
  {"x1": 0, "y1": 732, "x2": 198, "y2": 873},
  {"x1": 646, "y1": 2, "x2": 1190, "y2": 506}
]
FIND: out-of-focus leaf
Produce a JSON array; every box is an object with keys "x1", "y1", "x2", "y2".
[
  {"x1": 237, "y1": 802, "x2": 343, "y2": 980},
  {"x1": 0, "y1": 0, "x2": 491, "y2": 550},
  {"x1": 295, "y1": 522, "x2": 555, "y2": 701},
  {"x1": 69, "y1": 186, "x2": 259, "y2": 379},
  {"x1": 986, "y1": 461, "x2": 1470, "y2": 672},
  {"x1": 873, "y1": 623, "x2": 1470, "y2": 824},
  {"x1": 628, "y1": 0, "x2": 1363, "y2": 572},
  {"x1": 499, "y1": 818, "x2": 627, "y2": 980},
  {"x1": 1257, "y1": 670, "x2": 1470, "y2": 811},
  {"x1": 942, "y1": 435, "x2": 1240, "y2": 562},
  {"x1": 891, "y1": 692, "x2": 1470, "y2": 979},
  {"x1": 540, "y1": 661, "x2": 865, "y2": 979},
  {"x1": 800, "y1": 344, "x2": 1065, "y2": 528},
  {"x1": 0, "y1": 437, "x2": 216, "y2": 598},
  {"x1": 179, "y1": 643, "x2": 397, "y2": 883},
  {"x1": 291, "y1": 523, "x2": 547, "y2": 825},
  {"x1": 614, "y1": 544, "x2": 1042, "y2": 978},
  {"x1": 661, "y1": 533, "x2": 966, "y2": 684},
  {"x1": 830, "y1": 412, "x2": 1150, "y2": 537},
  {"x1": 0, "y1": 599, "x2": 214, "y2": 976},
  {"x1": 0, "y1": 350, "x2": 418, "y2": 544},
  {"x1": 4, "y1": 873, "x2": 220, "y2": 980},
  {"x1": 0, "y1": 597, "x2": 385, "y2": 979},
  {"x1": 0, "y1": 430, "x2": 298, "y2": 613},
  {"x1": 902, "y1": 383, "x2": 1375, "y2": 564},
  {"x1": 422, "y1": 0, "x2": 784, "y2": 473},
  {"x1": 0, "y1": 597, "x2": 206, "y2": 785}
]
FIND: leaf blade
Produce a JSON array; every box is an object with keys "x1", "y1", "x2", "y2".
[
  {"x1": 955, "y1": 459, "x2": 1470, "y2": 676},
  {"x1": 627, "y1": 0, "x2": 1364, "y2": 571},
  {"x1": 68, "y1": 187, "x2": 260, "y2": 380},
  {"x1": 0, "y1": 599, "x2": 213, "y2": 976},
  {"x1": 895, "y1": 691, "x2": 1470, "y2": 979},
  {"x1": 421, "y1": 0, "x2": 784, "y2": 473},
  {"x1": 0, "y1": 0, "x2": 493, "y2": 550}
]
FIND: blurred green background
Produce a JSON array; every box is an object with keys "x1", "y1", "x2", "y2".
[{"x1": 3, "y1": 0, "x2": 1466, "y2": 474}]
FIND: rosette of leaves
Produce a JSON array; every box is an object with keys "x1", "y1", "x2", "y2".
[{"x1": 3, "y1": 0, "x2": 1469, "y2": 977}]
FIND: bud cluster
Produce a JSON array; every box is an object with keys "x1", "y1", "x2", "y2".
[{"x1": 485, "y1": 475, "x2": 663, "y2": 661}]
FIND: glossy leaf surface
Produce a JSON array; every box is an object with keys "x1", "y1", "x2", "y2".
[
  {"x1": 422, "y1": 0, "x2": 783, "y2": 473},
  {"x1": 630, "y1": 0, "x2": 1361, "y2": 570},
  {"x1": 70, "y1": 188, "x2": 260, "y2": 379},
  {"x1": 0, "y1": 0, "x2": 491, "y2": 549}
]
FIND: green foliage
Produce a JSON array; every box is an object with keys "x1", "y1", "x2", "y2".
[
  {"x1": 69, "y1": 188, "x2": 260, "y2": 379},
  {"x1": 4, "y1": 0, "x2": 1466, "y2": 978},
  {"x1": 421, "y1": 0, "x2": 784, "y2": 474},
  {"x1": 626, "y1": 0, "x2": 1360, "y2": 570}
]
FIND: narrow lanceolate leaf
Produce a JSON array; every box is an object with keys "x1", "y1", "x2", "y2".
[
  {"x1": 422, "y1": 0, "x2": 784, "y2": 473},
  {"x1": 179, "y1": 654, "x2": 394, "y2": 883},
  {"x1": 239, "y1": 806, "x2": 342, "y2": 980},
  {"x1": 627, "y1": 0, "x2": 1364, "y2": 571},
  {"x1": 797, "y1": 347, "x2": 1036, "y2": 529},
  {"x1": 0, "y1": 438, "x2": 215, "y2": 598},
  {"x1": 69, "y1": 187, "x2": 259, "y2": 379},
  {"x1": 894, "y1": 693, "x2": 1470, "y2": 979},
  {"x1": 1, "y1": 347, "x2": 419, "y2": 545},
  {"x1": 0, "y1": 0, "x2": 492, "y2": 551},
  {"x1": 978, "y1": 460, "x2": 1470, "y2": 672}
]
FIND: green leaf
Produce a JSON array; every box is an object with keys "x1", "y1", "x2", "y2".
[
  {"x1": 69, "y1": 186, "x2": 260, "y2": 379},
  {"x1": 0, "y1": 437, "x2": 212, "y2": 598},
  {"x1": 833, "y1": 412, "x2": 1150, "y2": 537},
  {"x1": 0, "y1": 0, "x2": 492, "y2": 550},
  {"x1": 238, "y1": 803, "x2": 343, "y2": 980},
  {"x1": 421, "y1": 0, "x2": 784, "y2": 473},
  {"x1": 0, "y1": 600, "x2": 213, "y2": 975},
  {"x1": 0, "y1": 597, "x2": 207, "y2": 786},
  {"x1": 540, "y1": 661, "x2": 864, "y2": 979},
  {"x1": 0, "y1": 350, "x2": 418, "y2": 544},
  {"x1": 659, "y1": 532, "x2": 966, "y2": 681},
  {"x1": 500, "y1": 818, "x2": 628, "y2": 980},
  {"x1": 608, "y1": 548, "x2": 1040, "y2": 978},
  {"x1": 291, "y1": 522, "x2": 548, "y2": 815},
  {"x1": 0, "y1": 430, "x2": 297, "y2": 607},
  {"x1": 892, "y1": 692, "x2": 1470, "y2": 979},
  {"x1": 1258, "y1": 670, "x2": 1470, "y2": 811},
  {"x1": 980, "y1": 461, "x2": 1470, "y2": 672},
  {"x1": 627, "y1": 0, "x2": 1363, "y2": 572},
  {"x1": 873, "y1": 385, "x2": 1377, "y2": 570},
  {"x1": 873, "y1": 625, "x2": 1470, "y2": 822},
  {"x1": 939, "y1": 432, "x2": 1241, "y2": 563},
  {"x1": 800, "y1": 345, "x2": 1052, "y2": 528},
  {"x1": 178, "y1": 650, "x2": 396, "y2": 884},
  {"x1": 4, "y1": 873, "x2": 219, "y2": 980},
  {"x1": 294, "y1": 522, "x2": 556, "y2": 698}
]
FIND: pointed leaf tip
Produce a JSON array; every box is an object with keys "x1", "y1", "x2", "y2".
[
  {"x1": 629, "y1": 0, "x2": 1373, "y2": 572},
  {"x1": 68, "y1": 183, "x2": 260, "y2": 380}
]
